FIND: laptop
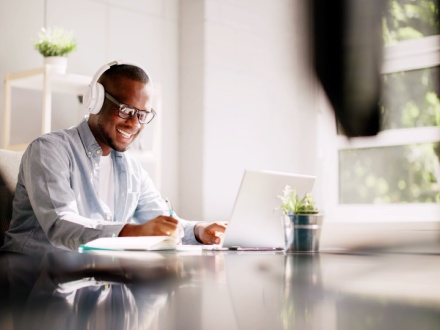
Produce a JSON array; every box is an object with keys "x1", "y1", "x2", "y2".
[{"x1": 189, "y1": 169, "x2": 315, "y2": 251}]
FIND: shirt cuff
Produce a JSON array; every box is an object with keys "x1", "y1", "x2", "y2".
[{"x1": 181, "y1": 221, "x2": 202, "y2": 245}]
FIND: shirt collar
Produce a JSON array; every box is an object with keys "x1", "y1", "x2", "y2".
[{"x1": 77, "y1": 116, "x2": 101, "y2": 157}]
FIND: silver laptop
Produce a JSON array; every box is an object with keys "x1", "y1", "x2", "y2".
[{"x1": 218, "y1": 169, "x2": 315, "y2": 250}]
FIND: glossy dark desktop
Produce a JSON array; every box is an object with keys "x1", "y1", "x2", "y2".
[{"x1": 1, "y1": 245, "x2": 440, "y2": 330}]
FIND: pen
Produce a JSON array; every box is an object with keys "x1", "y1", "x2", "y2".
[
  {"x1": 165, "y1": 198, "x2": 174, "y2": 217},
  {"x1": 165, "y1": 197, "x2": 184, "y2": 243}
]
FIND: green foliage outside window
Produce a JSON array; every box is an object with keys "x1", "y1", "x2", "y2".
[
  {"x1": 340, "y1": 143, "x2": 440, "y2": 204},
  {"x1": 383, "y1": 0, "x2": 439, "y2": 45},
  {"x1": 381, "y1": 67, "x2": 440, "y2": 130},
  {"x1": 339, "y1": 0, "x2": 440, "y2": 204}
]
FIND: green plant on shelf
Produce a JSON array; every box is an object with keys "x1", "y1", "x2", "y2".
[
  {"x1": 34, "y1": 27, "x2": 77, "y2": 57},
  {"x1": 278, "y1": 185, "x2": 319, "y2": 215}
]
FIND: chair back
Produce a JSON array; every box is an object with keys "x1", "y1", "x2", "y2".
[{"x1": 0, "y1": 149, "x2": 23, "y2": 247}]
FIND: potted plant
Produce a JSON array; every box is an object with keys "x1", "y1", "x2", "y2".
[
  {"x1": 278, "y1": 185, "x2": 324, "y2": 252},
  {"x1": 34, "y1": 26, "x2": 77, "y2": 74}
]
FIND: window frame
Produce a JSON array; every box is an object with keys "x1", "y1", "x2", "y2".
[{"x1": 324, "y1": 35, "x2": 440, "y2": 223}]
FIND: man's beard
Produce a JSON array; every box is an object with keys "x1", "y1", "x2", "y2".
[{"x1": 97, "y1": 119, "x2": 132, "y2": 153}]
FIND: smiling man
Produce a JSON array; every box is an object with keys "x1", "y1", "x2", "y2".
[{"x1": 2, "y1": 62, "x2": 226, "y2": 255}]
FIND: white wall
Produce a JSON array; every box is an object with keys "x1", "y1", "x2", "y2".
[
  {"x1": 179, "y1": 0, "x2": 319, "y2": 221},
  {"x1": 0, "y1": 0, "x2": 321, "y2": 221}
]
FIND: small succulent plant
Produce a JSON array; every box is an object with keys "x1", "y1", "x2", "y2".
[
  {"x1": 34, "y1": 27, "x2": 77, "y2": 57},
  {"x1": 278, "y1": 185, "x2": 319, "y2": 215}
]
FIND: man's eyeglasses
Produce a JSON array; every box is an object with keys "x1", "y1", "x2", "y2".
[{"x1": 104, "y1": 92, "x2": 156, "y2": 124}]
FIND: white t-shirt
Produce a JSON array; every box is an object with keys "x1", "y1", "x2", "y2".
[{"x1": 98, "y1": 154, "x2": 115, "y2": 214}]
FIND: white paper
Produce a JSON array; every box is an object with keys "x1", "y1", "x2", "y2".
[{"x1": 79, "y1": 236, "x2": 177, "y2": 251}]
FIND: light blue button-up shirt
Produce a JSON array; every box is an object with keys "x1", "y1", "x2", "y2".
[{"x1": 2, "y1": 118, "x2": 200, "y2": 254}]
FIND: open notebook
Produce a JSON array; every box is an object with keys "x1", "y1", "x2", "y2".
[{"x1": 79, "y1": 236, "x2": 177, "y2": 252}]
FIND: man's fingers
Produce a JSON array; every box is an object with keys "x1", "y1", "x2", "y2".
[
  {"x1": 205, "y1": 229, "x2": 223, "y2": 244},
  {"x1": 152, "y1": 216, "x2": 179, "y2": 236},
  {"x1": 160, "y1": 215, "x2": 179, "y2": 224},
  {"x1": 162, "y1": 223, "x2": 178, "y2": 236},
  {"x1": 207, "y1": 222, "x2": 228, "y2": 233}
]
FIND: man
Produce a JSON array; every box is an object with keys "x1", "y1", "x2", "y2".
[{"x1": 2, "y1": 62, "x2": 226, "y2": 255}]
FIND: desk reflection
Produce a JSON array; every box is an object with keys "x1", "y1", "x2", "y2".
[
  {"x1": 1, "y1": 249, "x2": 440, "y2": 330},
  {"x1": 1, "y1": 251, "x2": 185, "y2": 330}
]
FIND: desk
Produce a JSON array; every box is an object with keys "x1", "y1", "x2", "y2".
[{"x1": 1, "y1": 246, "x2": 440, "y2": 330}]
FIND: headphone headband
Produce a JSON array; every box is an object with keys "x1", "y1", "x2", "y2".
[{"x1": 83, "y1": 60, "x2": 150, "y2": 114}]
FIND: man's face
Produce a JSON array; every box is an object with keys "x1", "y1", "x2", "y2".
[{"x1": 94, "y1": 77, "x2": 152, "y2": 154}]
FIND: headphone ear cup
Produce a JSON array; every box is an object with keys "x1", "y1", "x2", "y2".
[{"x1": 91, "y1": 82, "x2": 105, "y2": 114}]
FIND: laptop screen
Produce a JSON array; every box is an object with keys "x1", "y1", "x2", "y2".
[{"x1": 222, "y1": 169, "x2": 315, "y2": 249}]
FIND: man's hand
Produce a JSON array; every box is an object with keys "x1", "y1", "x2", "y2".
[
  {"x1": 194, "y1": 222, "x2": 228, "y2": 245},
  {"x1": 119, "y1": 216, "x2": 180, "y2": 237}
]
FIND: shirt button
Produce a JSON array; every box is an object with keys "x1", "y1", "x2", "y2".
[
  {"x1": 97, "y1": 150, "x2": 101, "y2": 154},
  {"x1": 95, "y1": 162, "x2": 99, "y2": 167},
  {"x1": 87, "y1": 151, "x2": 92, "y2": 156}
]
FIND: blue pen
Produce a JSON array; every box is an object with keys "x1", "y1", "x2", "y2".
[
  {"x1": 165, "y1": 198, "x2": 174, "y2": 217},
  {"x1": 165, "y1": 198, "x2": 184, "y2": 243}
]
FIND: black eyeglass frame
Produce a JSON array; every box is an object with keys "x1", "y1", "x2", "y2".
[{"x1": 104, "y1": 92, "x2": 156, "y2": 124}]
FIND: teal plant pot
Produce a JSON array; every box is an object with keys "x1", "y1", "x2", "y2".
[{"x1": 285, "y1": 214, "x2": 324, "y2": 252}]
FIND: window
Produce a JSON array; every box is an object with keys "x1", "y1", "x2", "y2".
[{"x1": 326, "y1": 0, "x2": 440, "y2": 222}]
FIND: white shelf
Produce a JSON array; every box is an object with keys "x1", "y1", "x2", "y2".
[
  {"x1": 2, "y1": 65, "x2": 91, "y2": 150},
  {"x1": 6, "y1": 67, "x2": 90, "y2": 94}
]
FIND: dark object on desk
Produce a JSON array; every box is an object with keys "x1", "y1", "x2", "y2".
[
  {"x1": 311, "y1": 0, "x2": 384, "y2": 137},
  {"x1": 0, "y1": 149, "x2": 23, "y2": 247},
  {"x1": 227, "y1": 246, "x2": 284, "y2": 251}
]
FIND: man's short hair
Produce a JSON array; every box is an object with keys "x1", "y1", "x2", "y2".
[{"x1": 100, "y1": 64, "x2": 150, "y2": 84}]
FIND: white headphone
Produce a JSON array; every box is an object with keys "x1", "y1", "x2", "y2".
[{"x1": 83, "y1": 60, "x2": 149, "y2": 114}]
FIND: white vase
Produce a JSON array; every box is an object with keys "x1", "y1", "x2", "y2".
[{"x1": 44, "y1": 56, "x2": 68, "y2": 74}]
